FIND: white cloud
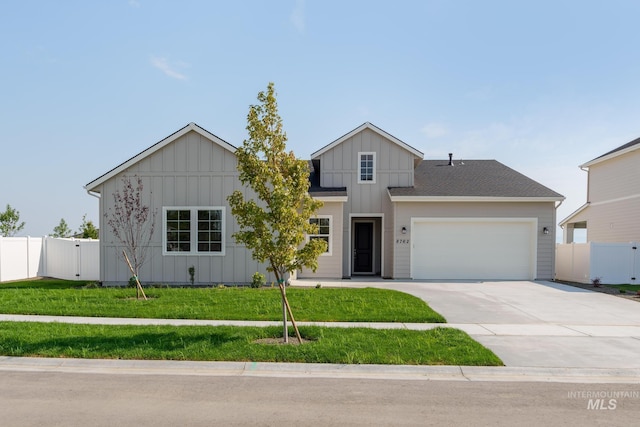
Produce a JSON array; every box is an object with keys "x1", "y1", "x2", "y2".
[
  {"x1": 420, "y1": 122, "x2": 449, "y2": 139},
  {"x1": 128, "y1": 0, "x2": 141, "y2": 8},
  {"x1": 290, "y1": 0, "x2": 305, "y2": 33},
  {"x1": 150, "y1": 56, "x2": 188, "y2": 80}
]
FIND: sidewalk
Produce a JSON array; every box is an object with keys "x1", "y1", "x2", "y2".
[{"x1": 3, "y1": 313, "x2": 640, "y2": 338}]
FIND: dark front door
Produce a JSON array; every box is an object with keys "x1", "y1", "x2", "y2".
[{"x1": 353, "y1": 222, "x2": 373, "y2": 274}]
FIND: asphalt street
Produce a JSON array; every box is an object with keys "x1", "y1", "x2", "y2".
[{"x1": 1, "y1": 370, "x2": 638, "y2": 426}]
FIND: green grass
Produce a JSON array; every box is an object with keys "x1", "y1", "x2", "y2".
[
  {"x1": 0, "y1": 279, "x2": 445, "y2": 323},
  {"x1": 0, "y1": 279, "x2": 504, "y2": 366},
  {"x1": 0, "y1": 321, "x2": 502, "y2": 366},
  {"x1": 606, "y1": 284, "x2": 640, "y2": 293},
  {"x1": 0, "y1": 278, "x2": 88, "y2": 289}
]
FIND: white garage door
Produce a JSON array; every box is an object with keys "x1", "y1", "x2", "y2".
[{"x1": 411, "y1": 219, "x2": 536, "y2": 280}]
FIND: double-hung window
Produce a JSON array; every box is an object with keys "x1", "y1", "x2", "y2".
[
  {"x1": 309, "y1": 216, "x2": 331, "y2": 255},
  {"x1": 164, "y1": 207, "x2": 225, "y2": 255},
  {"x1": 358, "y1": 152, "x2": 376, "y2": 184}
]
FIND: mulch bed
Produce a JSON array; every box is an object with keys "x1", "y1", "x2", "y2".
[{"x1": 557, "y1": 281, "x2": 640, "y2": 302}]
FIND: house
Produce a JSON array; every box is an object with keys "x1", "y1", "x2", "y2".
[
  {"x1": 556, "y1": 137, "x2": 640, "y2": 284},
  {"x1": 560, "y1": 137, "x2": 640, "y2": 243},
  {"x1": 86, "y1": 122, "x2": 564, "y2": 285}
]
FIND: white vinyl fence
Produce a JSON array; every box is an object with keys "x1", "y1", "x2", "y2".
[
  {"x1": 556, "y1": 242, "x2": 640, "y2": 285},
  {"x1": 0, "y1": 236, "x2": 99, "y2": 282}
]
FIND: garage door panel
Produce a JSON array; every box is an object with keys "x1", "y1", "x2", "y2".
[{"x1": 411, "y1": 220, "x2": 535, "y2": 280}]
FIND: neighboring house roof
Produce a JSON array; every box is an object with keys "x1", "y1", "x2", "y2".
[
  {"x1": 310, "y1": 122, "x2": 424, "y2": 159},
  {"x1": 388, "y1": 159, "x2": 564, "y2": 201},
  {"x1": 85, "y1": 122, "x2": 236, "y2": 192},
  {"x1": 581, "y1": 136, "x2": 640, "y2": 168},
  {"x1": 559, "y1": 202, "x2": 589, "y2": 227}
]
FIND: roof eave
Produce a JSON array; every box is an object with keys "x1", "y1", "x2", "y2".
[
  {"x1": 580, "y1": 143, "x2": 640, "y2": 169},
  {"x1": 311, "y1": 195, "x2": 349, "y2": 202},
  {"x1": 388, "y1": 195, "x2": 566, "y2": 203},
  {"x1": 558, "y1": 202, "x2": 590, "y2": 227},
  {"x1": 311, "y1": 122, "x2": 424, "y2": 159}
]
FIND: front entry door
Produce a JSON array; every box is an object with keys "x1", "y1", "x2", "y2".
[{"x1": 353, "y1": 222, "x2": 373, "y2": 274}]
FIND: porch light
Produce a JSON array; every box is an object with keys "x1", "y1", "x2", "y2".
[
  {"x1": 543, "y1": 227, "x2": 549, "y2": 235},
  {"x1": 401, "y1": 226, "x2": 407, "y2": 234}
]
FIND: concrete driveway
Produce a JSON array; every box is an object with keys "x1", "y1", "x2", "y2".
[{"x1": 297, "y1": 279, "x2": 640, "y2": 369}]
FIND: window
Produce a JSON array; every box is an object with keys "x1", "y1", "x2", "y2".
[
  {"x1": 309, "y1": 216, "x2": 331, "y2": 255},
  {"x1": 164, "y1": 207, "x2": 225, "y2": 255},
  {"x1": 358, "y1": 152, "x2": 376, "y2": 184}
]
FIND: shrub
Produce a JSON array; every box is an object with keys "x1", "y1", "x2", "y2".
[
  {"x1": 251, "y1": 272, "x2": 266, "y2": 288},
  {"x1": 188, "y1": 266, "x2": 195, "y2": 285}
]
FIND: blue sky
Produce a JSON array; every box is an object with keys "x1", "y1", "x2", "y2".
[{"x1": 2, "y1": 0, "x2": 640, "y2": 240}]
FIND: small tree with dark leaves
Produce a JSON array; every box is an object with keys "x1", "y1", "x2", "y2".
[
  {"x1": 0, "y1": 204, "x2": 25, "y2": 237},
  {"x1": 51, "y1": 218, "x2": 72, "y2": 238},
  {"x1": 78, "y1": 214, "x2": 99, "y2": 239},
  {"x1": 105, "y1": 175, "x2": 157, "y2": 299}
]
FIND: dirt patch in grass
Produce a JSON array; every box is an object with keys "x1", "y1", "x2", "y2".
[{"x1": 253, "y1": 337, "x2": 314, "y2": 345}]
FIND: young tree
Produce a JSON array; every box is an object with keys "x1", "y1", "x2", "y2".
[
  {"x1": 78, "y1": 214, "x2": 99, "y2": 239},
  {"x1": 105, "y1": 175, "x2": 157, "y2": 299},
  {"x1": 0, "y1": 204, "x2": 26, "y2": 237},
  {"x1": 228, "y1": 82, "x2": 327, "y2": 343},
  {"x1": 51, "y1": 218, "x2": 72, "y2": 238}
]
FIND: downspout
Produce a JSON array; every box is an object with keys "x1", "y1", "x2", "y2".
[
  {"x1": 86, "y1": 189, "x2": 102, "y2": 283},
  {"x1": 579, "y1": 164, "x2": 590, "y2": 203}
]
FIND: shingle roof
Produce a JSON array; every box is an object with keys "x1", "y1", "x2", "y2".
[
  {"x1": 308, "y1": 161, "x2": 347, "y2": 197},
  {"x1": 388, "y1": 159, "x2": 564, "y2": 199},
  {"x1": 582, "y1": 136, "x2": 640, "y2": 166}
]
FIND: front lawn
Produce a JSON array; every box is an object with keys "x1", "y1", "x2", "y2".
[
  {"x1": 0, "y1": 279, "x2": 446, "y2": 323},
  {"x1": 0, "y1": 321, "x2": 502, "y2": 366}
]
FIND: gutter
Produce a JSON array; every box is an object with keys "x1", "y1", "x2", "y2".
[{"x1": 86, "y1": 189, "x2": 101, "y2": 199}]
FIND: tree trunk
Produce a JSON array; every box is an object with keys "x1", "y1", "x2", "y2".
[
  {"x1": 279, "y1": 281, "x2": 303, "y2": 344},
  {"x1": 123, "y1": 250, "x2": 147, "y2": 301},
  {"x1": 280, "y1": 279, "x2": 289, "y2": 343}
]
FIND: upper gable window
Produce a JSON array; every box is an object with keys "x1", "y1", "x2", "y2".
[{"x1": 358, "y1": 152, "x2": 376, "y2": 184}]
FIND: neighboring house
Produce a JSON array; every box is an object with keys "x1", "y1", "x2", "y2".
[
  {"x1": 86, "y1": 122, "x2": 564, "y2": 285},
  {"x1": 556, "y1": 137, "x2": 640, "y2": 285},
  {"x1": 560, "y1": 137, "x2": 640, "y2": 243}
]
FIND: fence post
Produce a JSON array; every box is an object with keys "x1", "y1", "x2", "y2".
[
  {"x1": 76, "y1": 238, "x2": 81, "y2": 279},
  {"x1": 0, "y1": 236, "x2": 3, "y2": 282},
  {"x1": 41, "y1": 236, "x2": 47, "y2": 278},
  {"x1": 26, "y1": 236, "x2": 31, "y2": 279}
]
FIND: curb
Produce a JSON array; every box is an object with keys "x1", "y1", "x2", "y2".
[{"x1": 1, "y1": 357, "x2": 639, "y2": 384}]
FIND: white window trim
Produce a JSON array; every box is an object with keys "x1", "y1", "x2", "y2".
[
  {"x1": 358, "y1": 151, "x2": 376, "y2": 184},
  {"x1": 162, "y1": 206, "x2": 226, "y2": 256},
  {"x1": 308, "y1": 215, "x2": 332, "y2": 256}
]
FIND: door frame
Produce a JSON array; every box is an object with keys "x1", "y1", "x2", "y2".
[{"x1": 349, "y1": 214, "x2": 384, "y2": 277}]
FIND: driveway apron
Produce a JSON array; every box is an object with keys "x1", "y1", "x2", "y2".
[{"x1": 296, "y1": 279, "x2": 640, "y2": 369}]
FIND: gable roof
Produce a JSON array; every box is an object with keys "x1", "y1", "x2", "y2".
[
  {"x1": 85, "y1": 122, "x2": 236, "y2": 192},
  {"x1": 388, "y1": 159, "x2": 564, "y2": 201},
  {"x1": 310, "y1": 122, "x2": 424, "y2": 159},
  {"x1": 581, "y1": 136, "x2": 640, "y2": 168}
]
